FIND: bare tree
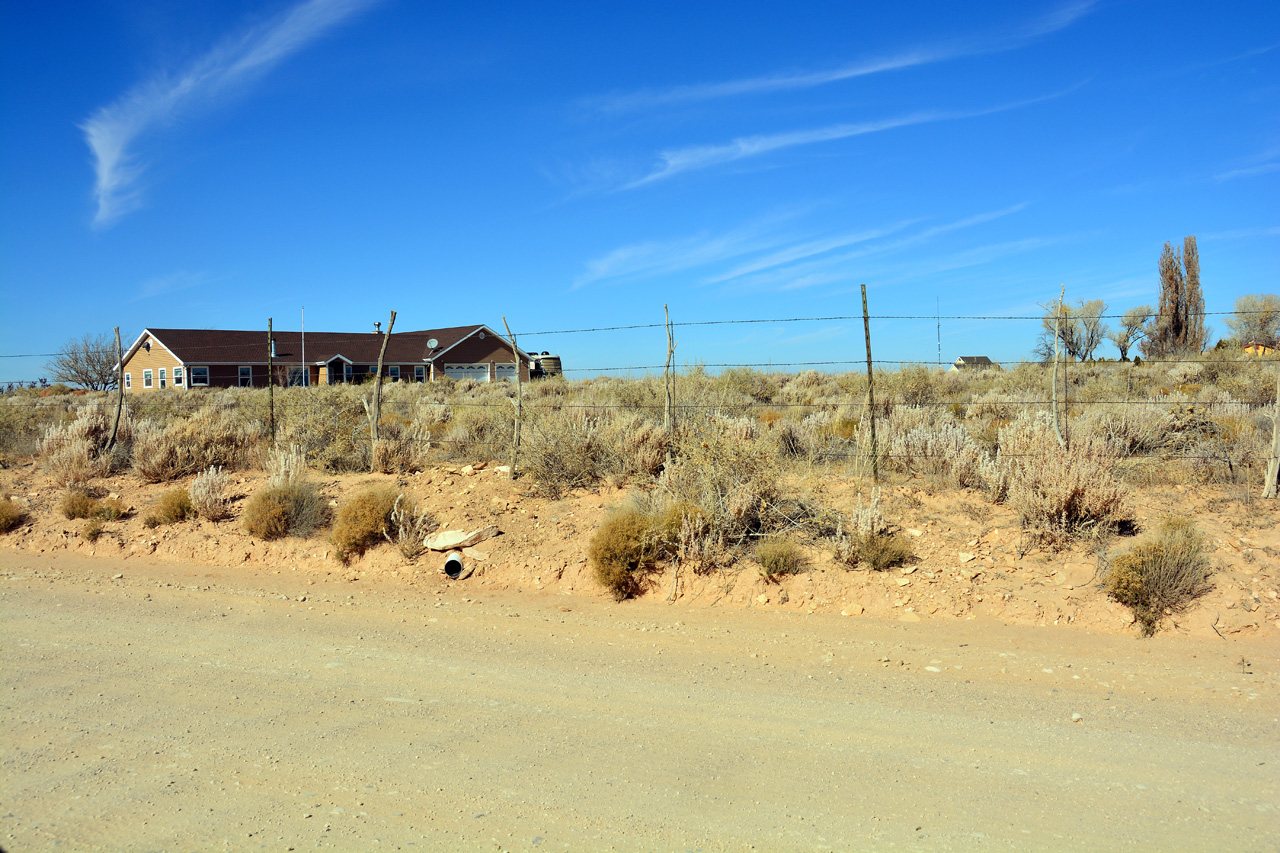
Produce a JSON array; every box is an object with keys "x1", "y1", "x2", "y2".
[
  {"x1": 1034, "y1": 298, "x2": 1108, "y2": 361},
  {"x1": 1224, "y1": 293, "x2": 1280, "y2": 347},
  {"x1": 1144, "y1": 236, "x2": 1208, "y2": 357},
  {"x1": 47, "y1": 331, "x2": 119, "y2": 390},
  {"x1": 1108, "y1": 304, "x2": 1153, "y2": 361}
]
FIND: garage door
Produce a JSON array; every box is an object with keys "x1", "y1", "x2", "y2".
[
  {"x1": 442, "y1": 363, "x2": 490, "y2": 382},
  {"x1": 495, "y1": 363, "x2": 518, "y2": 382}
]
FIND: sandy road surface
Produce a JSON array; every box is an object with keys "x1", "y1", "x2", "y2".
[{"x1": 2, "y1": 552, "x2": 1277, "y2": 852}]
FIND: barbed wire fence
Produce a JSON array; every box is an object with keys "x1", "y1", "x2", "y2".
[{"x1": 4, "y1": 304, "x2": 1279, "y2": 496}]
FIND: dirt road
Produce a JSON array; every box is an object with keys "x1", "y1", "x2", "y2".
[{"x1": 3, "y1": 551, "x2": 1277, "y2": 851}]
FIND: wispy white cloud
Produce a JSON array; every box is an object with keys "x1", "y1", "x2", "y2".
[
  {"x1": 724, "y1": 204, "x2": 1031, "y2": 292},
  {"x1": 623, "y1": 90, "x2": 1076, "y2": 188},
  {"x1": 132, "y1": 269, "x2": 218, "y2": 301},
  {"x1": 576, "y1": 203, "x2": 1031, "y2": 294},
  {"x1": 1214, "y1": 162, "x2": 1280, "y2": 182},
  {"x1": 572, "y1": 211, "x2": 806, "y2": 288},
  {"x1": 82, "y1": 0, "x2": 379, "y2": 227},
  {"x1": 587, "y1": 1, "x2": 1096, "y2": 113},
  {"x1": 1201, "y1": 225, "x2": 1280, "y2": 240}
]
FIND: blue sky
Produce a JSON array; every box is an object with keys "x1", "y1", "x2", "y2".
[{"x1": 1, "y1": 0, "x2": 1276, "y2": 383}]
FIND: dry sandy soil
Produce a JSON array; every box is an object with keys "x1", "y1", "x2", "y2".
[{"x1": 2, "y1": 462, "x2": 1279, "y2": 850}]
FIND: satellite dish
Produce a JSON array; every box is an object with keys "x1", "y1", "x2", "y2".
[{"x1": 427, "y1": 338, "x2": 439, "y2": 348}]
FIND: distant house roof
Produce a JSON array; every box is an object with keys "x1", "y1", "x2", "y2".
[
  {"x1": 1242, "y1": 340, "x2": 1276, "y2": 356},
  {"x1": 123, "y1": 325, "x2": 529, "y2": 366},
  {"x1": 951, "y1": 356, "x2": 996, "y2": 368}
]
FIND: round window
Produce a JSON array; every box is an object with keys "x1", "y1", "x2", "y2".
[{"x1": 478, "y1": 331, "x2": 486, "y2": 339}]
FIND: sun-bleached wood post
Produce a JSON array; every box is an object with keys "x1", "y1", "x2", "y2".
[
  {"x1": 861, "y1": 285, "x2": 878, "y2": 484},
  {"x1": 106, "y1": 326, "x2": 124, "y2": 451},
  {"x1": 1264, "y1": 372, "x2": 1280, "y2": 499},
  {"x1": 1051, "y1": 285, "x2": 1066, "y2": 449},
  {"x1": 367, "y1": 310, "x2": 396, "y2": 472},
  {"x1": 663, "y1": 304, "x2": 676, "y2": 435},
  {"x1": 502, "y1": 316, "x2": 521, "y2": 481},
  {"x1": 267, "y1": 317, "x2": 276, "y2": 445}
]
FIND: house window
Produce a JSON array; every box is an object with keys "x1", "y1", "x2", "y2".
[
  {"x1": 388, "y1": 365, "x2": 400, "y2": 381},
  {"x1": 239, "y1": 366, "x2": 253, "y2": 387},
  {"x1": 287, "y1": 367, "x2": 306, "y2": 387},
  {"x1": 124, "y1": 373, "x2": 131, "y2": 390},
  {"x1": 173, "y1": 366, "x2": 183, "y2": 386},
  {"x1": 159, "y1": 368, "x2": 166, "y2": 389},
  {"x1": 344, "y1": 363, "x2": 353, "y2": 383},
  {"x1": 190, "y1": 366, "x2": 209, "y2": 386},
  {"x1": 414, "y1": 365, "x2": 425, "y2": 382},
  {"x1": 143, "y1": 369, "x2": 153, "y2": 388}
]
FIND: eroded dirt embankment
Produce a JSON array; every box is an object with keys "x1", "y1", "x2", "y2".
[{"x1": 2, "y1": 461, "x2": 1277, "y2": 639}]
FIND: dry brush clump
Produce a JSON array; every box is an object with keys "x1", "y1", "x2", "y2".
[
  {"x1": 1104, "y1": 516, "x2": 1213, "y2": 636},
  {"x1": 0, "y1": 497, "x2": 26, "y2": 532},
  {"x1": 331, "y1": 486, "x2": 399, "y2": 563},
  {"x1": 756, "y1": 536, "x2": 805, "y2": 578},
  {"x1": 587, "y1": 503, "x2": 680, "y2": 601},
  {"x1": 833, "y1": 488, "x2": 913, "y2": 571},
  {"x1": 994, "y1": 412, "x2": 1134, "y2": 547},
  {"x1": 189, "y1": 465, "x2": 233, "y2": 521},
  {"x1": 38, "y1": 403, "x2": 132, "y2": 487},
  {"x1": 134, "y1": 407, "x2": 261, "y2": 483},
  {"x1": 382, "y1": 493, "x2": 438, "y2": 561},
  {"x1": 242, "y1": 446, "x2": 328, "y2": 540}
]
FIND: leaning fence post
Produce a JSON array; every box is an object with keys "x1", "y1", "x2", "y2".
[
  {"x1": 367, "y1": 310, "x2": 396, "y2": 472},
  {"x1": 663, "y1": 304, "x2": 676, "y2": 436},
  {"x1": 861, "y1": 284, "x2": 879, "y2": 484},
  {"x1": 106, "y1": 326, "x2": 124, "y2": 451},
  {"x1": 1051, "y1": 285, "x2": 1066, "y2": 449},
  {"x1": 267, "y1": 317, "x2": 276, "y2": 445},
  {"x1": 502, "y1": 316, "x2": 521, "y2": 481},
  {"x1": 1264, "y1": 371, "x2": 1280, "y2": 499}
]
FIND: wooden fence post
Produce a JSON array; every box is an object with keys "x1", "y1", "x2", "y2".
[
  {"x1": 367, "y1": 310, "x2": 396, "y2": 472},
  {"x1": 1264, "y1": 371, "x2": 1280, "y2": 499},
  {"x1": 1051, "y1": 285, "x2": 1066, "y2": 448},
  {"x1": 663, "y1": 304, "x2": 676, "y2": 436},
  {"x1": 502, "y1": 316, "x2": 521, "y2": 481},
  {"x1": 106, "y1": 326, "x2": 124, "y2": 451},
  {"x1": 267, "y1": 318, "x2": 276, "y2": 445},
  {"x1": 861, "y1": 285, "x2": 878, "y2": 484}
]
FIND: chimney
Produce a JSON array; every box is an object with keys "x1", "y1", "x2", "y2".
[{"x1": 374, "y1": 321, "x2": 382, "y2": 334}]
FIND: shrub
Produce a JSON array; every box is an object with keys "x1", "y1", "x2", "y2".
[
  {"x1": 94, "y1": 497, "x2": 126, "y2": 520},
  {"x1": 0, "y1": 498, "x2": 25, "y2": 532},
  {"x1": 520, "y1": 412, "x2": 609, "y2": 498},
  {"x1": 133, "y1": 407, "x2": 261, "y2": 482},
  {"x1": 243, "y1": 480, "x2": 329, "y2": 541},
  {"x1": 382, "y1": 493, "x2": 438, "y2": 561},
  {"x1": 331, "y1": 487, "x2": 398, "y2": 563},
  {"x1": 82, "y1": 520, "x2": 104, "y2": 542},
  {"x1": 588, "y1": 506, "x2": 669, "y2": 601},
  {"x1": 1104, "y1": 516, "x2": 1213, "y2": 636},
  {"x1": 996, "y1": 412, "x2": 1133, "y2": 547},
  {"x1": 154, "y1": 488, "x2": 196, "y2": 524},
  {"x1": 756, "y1": 537, "x2": 804, "y2": 578},
  {"x1": 189, "y1": 465, "x2": 232, "y2": 520},
  {"x1": 61, "y1": 490, "x2": 99, "y2": 520},
  {"x1": 837, "y1": 530, "x2": 914, "y2": 571}
]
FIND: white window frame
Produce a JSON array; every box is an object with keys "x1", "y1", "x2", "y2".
[
  {"x1": 494, "y1": 363, "x2": 518, "y2": 382},
  {"x1": 388, "y1": 365, "x2": 400, "y2": 381},
  {"x1": 238, "y1": 366, "x2": 253, "y2": 387},
  {"x1": 158, "y1": 368, "x2": 167, "y2": 389},
  {"x1": 124, "y1": 373, "x2": 131, "y2": 390},
  {"x1": 414, "y1": 365, "x2": 425, "y2": 382},
  {"x1": 143, "y1": 369, "x2": 152, "y2": 388},
  {"x1": 190, "y1": 366, "x2": 209, "y2": 386},
  {"x1": 173, "y1": 366, "x2": 183, "y2": 386}
]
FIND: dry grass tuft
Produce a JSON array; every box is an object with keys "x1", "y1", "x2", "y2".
[
  {"x1": 332, "y1": 487, "x2": 398, "y2": 563},
  {"x1": 243, "y1": 480, "x2": 329, "y2": 541},
  {"x1": 1104, "y1": 516, "x2": 1213, "y2": 636},
  {"x1": 382, "y1": 493, "x2": 438, "y2": 561},
  {"x1": 756, "y1": 537, "x2": 805, "y2": 578},
  {"x1": 588, "y1": 506, "x2": 670, "y2": 601},
  {"x1": 61, "y1": 490, "x2": 99, "y2": 520},
  {"x1": 0, "y1": 498, "x2": 25, "y2": 533},
  {"x1": 154, "y1": 488, "x2": 196, "y2": 524},
  {"x1": 189, "y1": 466, "x2": 232, "y2": 521}
]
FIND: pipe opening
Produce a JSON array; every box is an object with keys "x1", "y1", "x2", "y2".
[{"x1": 444, "y1": 550, "x2": 468, "y2": 580}]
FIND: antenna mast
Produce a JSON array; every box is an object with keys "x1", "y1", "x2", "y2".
[
  {"x1": 936, "y1": 297, "x2": 941, "y2": 365},
  {"x1": 301, "y1": 306, "x2": 306, "y2": 387}
]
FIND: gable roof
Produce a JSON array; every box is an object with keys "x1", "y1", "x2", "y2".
[
  {"x1": 124, "y1": 325, "x2": 530, "y2": 366},
  {"x1": 953, "y1": 355, "x2": 996, "y2": 366}
]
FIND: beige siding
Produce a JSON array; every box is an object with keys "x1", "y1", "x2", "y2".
[
  {"x1": 122, "y1": 334, "x2": 183, "y2": 393},
  {"x1": 435, "y1": 333, "x2": 530, "y2": 381}
]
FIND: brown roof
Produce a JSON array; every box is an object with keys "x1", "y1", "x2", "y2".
[{"x1": 131, "y1": 325, "x2": 517, "y2": 366}]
